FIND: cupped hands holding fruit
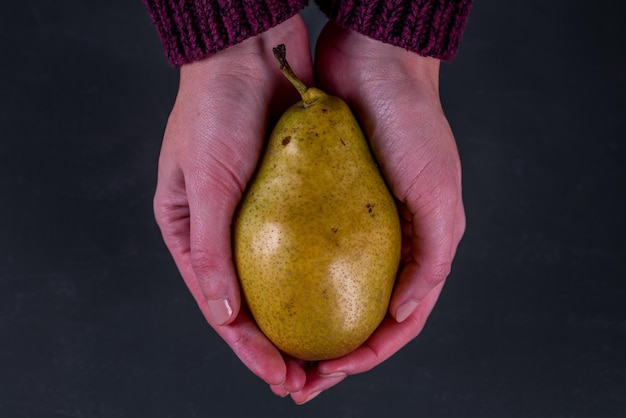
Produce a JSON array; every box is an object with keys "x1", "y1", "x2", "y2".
[{"x1": 153, "y1": 15, "x2": 465, "y2": 405}]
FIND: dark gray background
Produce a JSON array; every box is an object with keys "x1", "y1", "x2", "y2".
[{"x1": 1, "y1": 1, "x2": 625, "y2": 417}]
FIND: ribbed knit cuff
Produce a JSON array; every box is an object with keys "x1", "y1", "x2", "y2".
[
  {"x1": 144, "y1": 0, "x2": 308, "y2": 66},
  {"x1": 315, "y1": 0, "x2": 472, "y2": 61}
]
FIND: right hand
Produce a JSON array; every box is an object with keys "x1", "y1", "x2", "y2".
[
  {"x1": 152, "y1": 15, "x2": 314, "y2": 394},
  {"x1": 287, "y1": 21, "x2": 466, "y2": 404}
]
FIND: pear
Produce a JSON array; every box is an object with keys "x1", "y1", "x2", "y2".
[{"x1": 233, "y1": 44, "x2": 401, "y2": 361}]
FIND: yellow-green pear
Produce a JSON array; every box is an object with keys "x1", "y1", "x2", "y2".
[{"x1": 233, "y1": 44, "x2": 401, "y2": 361}]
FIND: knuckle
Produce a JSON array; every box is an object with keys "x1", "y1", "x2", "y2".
[
  {"x1": 424, "y1": 261, "x2": 452, "y2": 287},
  {"x1": 152, "y1": 197, "x2": 189, "y2": 245},
  {"x1": 189, "y1": 250, "x2": 219, "y2": 281},
  {"x1": 188, "y1": 249, "x2": 231, "y2": 298}
]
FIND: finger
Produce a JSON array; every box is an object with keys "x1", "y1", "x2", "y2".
[
  {"x1": 317, "y1": 282, "x2": 443, "y2": 377},
  {"x1": 185, "y1": 159, "x2": 245, "y2": 326},
  {"x1": 289, "y1": 367, "x2": 347, "y2": 405},
  {"x1": 282, "y1": 357, "x2": 308, "y2": 393},
  {"x1": 158, "y1": 210, "x2": 288, "y2": 387},
  {"x1": 269, "y1": 356, "x2": 307, "y2": 396},
  {"x1": 214, "y1": 307, "x2": 288, "y2": 385},
  {"x1": 390, "y1": 184, "x2": 460, "y2": 322},
  {"x1": 170, "y1": 253, "x2": 290, "y2": 387},
  {"x1": 269, "y1": 384, "x2": 290, "y2": 398},
  {"x1": 155, "y1": 162, "x2": 288, "y2": 386},
  {"x1": 181, "y1": 251, "x2": 288, "y2": 385}
]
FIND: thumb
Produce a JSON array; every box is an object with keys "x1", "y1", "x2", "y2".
[
  {"x1": 391, "y1": 187, "x2": 461, "y2": 323},
  {"x1": 186, "y1": 166, "x2": 244, "y2": 326}
]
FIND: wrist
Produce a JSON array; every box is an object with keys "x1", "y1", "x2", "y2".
[
  {"x1": 145, "y1": 0, "x2": 308, "y2": 66},
  {"x1": 317, "y1": 22, "x2": 441, "y2": 102},
  {"x1": 183, "y1": 15, "x2": 307, "y2": 71},
  {"x1": 176, "y1": 15, "x2": 313, "y2": 117},
  {"x1": 315, "y1": 0, "x2": 472, "y2": 61}
]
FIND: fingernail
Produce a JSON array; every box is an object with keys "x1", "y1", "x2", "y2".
[
  {"x1": 319, "y1": 371, "x2": 346, "y2": 378},
  {"x1": 395, "y1": 299, "x2": 419, "y2": 323},
  {"x1": 207, "y1": 297, "x2": 233, "y2": 325},
  {"x1": 296, "y1": 390, "x2": 322, "y2": 405}
]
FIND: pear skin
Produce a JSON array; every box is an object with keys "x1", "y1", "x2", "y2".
[{"x1": 233, "y1": 45, "x2": 401, "y2": 361}]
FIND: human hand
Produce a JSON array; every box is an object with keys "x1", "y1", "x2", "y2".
[
  {"x1": 153, "y1": 15, "x2": 315, "y2": 392},
  {"x1": 287, "y1": 22, "x2": 466, "y2": 403}
]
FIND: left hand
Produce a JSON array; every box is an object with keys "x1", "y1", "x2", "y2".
[
  {"x1": 287, "y1": 22, "x2": 466, "y2": 404},
  {"x1": 152, "y1": 15, "x2": 316, "y2": 395}
]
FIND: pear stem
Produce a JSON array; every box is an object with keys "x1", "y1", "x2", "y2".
[{"x1": 273, "y1": 44, "x2": 309, "y2": 97}]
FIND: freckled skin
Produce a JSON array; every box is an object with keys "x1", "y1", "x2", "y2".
[{"x1": 234, "y1": 89, "x2": 401, "y2": 361}]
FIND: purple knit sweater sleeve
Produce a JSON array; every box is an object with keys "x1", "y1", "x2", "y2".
[
  {"x1": 316, "y1": 0, "x2": 472, "y2": 60},
  {"x1": 144, "y1": 0, "x2": 307, "y2": 66}
]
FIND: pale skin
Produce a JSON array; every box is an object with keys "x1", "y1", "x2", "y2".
[{"x1": 153, "y1": 15, "x2": 465, "y2": 404}]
